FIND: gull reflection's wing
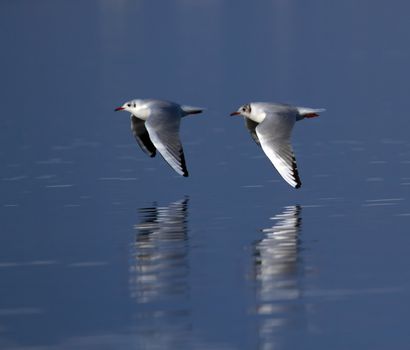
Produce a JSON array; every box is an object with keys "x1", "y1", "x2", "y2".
[
  {"x1": 254, "y1": 205, "x2": 303, "y2": 342},
  {"x1": 130, "y1": 115, "x2": 157, "y2": 158},
  {"x1": 131, "y1": 198, "x2": 190, "y2": 304},
  {"x1": 145, "y1": 112, "x2": 188, "y2": 177},
  {"x1": 136, "y1": 198, "x2": 189, "y2": 238},
  {"x1": 255, "y1": 205, "x2": 302, "y2": 298}
]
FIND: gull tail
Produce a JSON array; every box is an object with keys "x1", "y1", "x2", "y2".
[
  {"x1": 296, "y1": 107, "x2": 326, "y2": 120},
  {"x1": 181, "y1": 105, "x2": 204, "y2": 116}
]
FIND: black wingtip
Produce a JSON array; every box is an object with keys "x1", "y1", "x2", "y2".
[
  {"x1": 292, "y1": 155, "x2": 302, "y2": 189},
  {"x1": 179, "y1": 149, "x2": 189, "y2": 178}
]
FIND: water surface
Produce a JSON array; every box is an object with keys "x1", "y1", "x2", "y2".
[{"x1": 1, "y1": 1, "x2": 410, "y2": 349}]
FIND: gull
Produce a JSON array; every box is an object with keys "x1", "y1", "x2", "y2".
[
  {"x1": 115, "y1": 99, "x2": 203, "y2": 177},
  {"x1": 231, "y1": 102, "x2": 325, "y2": 188}
]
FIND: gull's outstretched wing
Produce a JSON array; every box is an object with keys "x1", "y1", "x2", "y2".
[
  {"x1": 255, "y1": 111, "x2": 302, "y2": 188},
  {"x1": 130, "y1": 115, "x2": 156, "y2": 158},
  {"x1": 145, "y1": 110, "x2": 188, "y2": 177},
  {"x1": 245, "y1": 118, "x2": 261, "y2": 146}
]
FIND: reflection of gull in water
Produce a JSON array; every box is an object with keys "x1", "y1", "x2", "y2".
[
  {"x1": 255, "y1": 205, "x2": 302, "y2": 303},
  {"x1": 130, "y1": 198, "x2": 191, "y2": 348},
  {"x1": 130, "y1": 198, "x2": 189, "y2": 304},
  {"x1": 253, "y1": 205, "x2": 303, "y2": 348}
]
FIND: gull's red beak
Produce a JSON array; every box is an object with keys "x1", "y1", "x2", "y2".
[
  {"x1": 230, "y1": 111, "x2": 240, "y2": 116},
  {"x1": 114, "y1": 107, "x2": 125, "y2": 111}
]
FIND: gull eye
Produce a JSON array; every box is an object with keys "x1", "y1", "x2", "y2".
[
  {"x1": 127, "y1": 104, "x2": 131, "y2": 107},
  {"x1": 242, "y1": 107, "x2": 246, "y2": 112}
]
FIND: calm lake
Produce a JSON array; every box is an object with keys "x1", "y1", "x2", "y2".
[{"x1": 1, "y1": 1, "x2": 410, "y2": 349}]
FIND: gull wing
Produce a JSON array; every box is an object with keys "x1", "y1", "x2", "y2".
[
  {"x1": 245, "y1": 118, "x2": 261, "y2": 146},
  {"x1": 145, "y1": 110, "x2": 189, "y2": 177},
  {"x1": 255, "y1": 111, "x2": 302, "y2": 188},
  {"x1": 130, "y1": 115, "x2": 156, "y2": 157}
]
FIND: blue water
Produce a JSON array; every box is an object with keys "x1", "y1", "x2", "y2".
[{"x1": 1, "y1": 1, "x2": 410, "y2": 349}]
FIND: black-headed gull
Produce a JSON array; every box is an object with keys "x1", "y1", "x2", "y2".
[
  {"x1": 231, "y1": 102, "x2": 325, "y2": 188},
  {"x1": 115, "y1": 99, "x2": 203, "y2": 177}
]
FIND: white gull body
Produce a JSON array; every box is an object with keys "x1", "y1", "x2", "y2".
[
  {"x1": 231, "y1": 102, "x2": 325, "y2": 189},
  {"x1": 115, "y1": 99, "x2": 203, "y2": 177}
]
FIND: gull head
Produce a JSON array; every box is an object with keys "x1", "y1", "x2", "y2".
[
  {"x1": 114, "y1": 99, "x2": 145, "y2": 114},
  {"x1": 230, "y1": 103, "x2": 252, "y2": 118}
]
